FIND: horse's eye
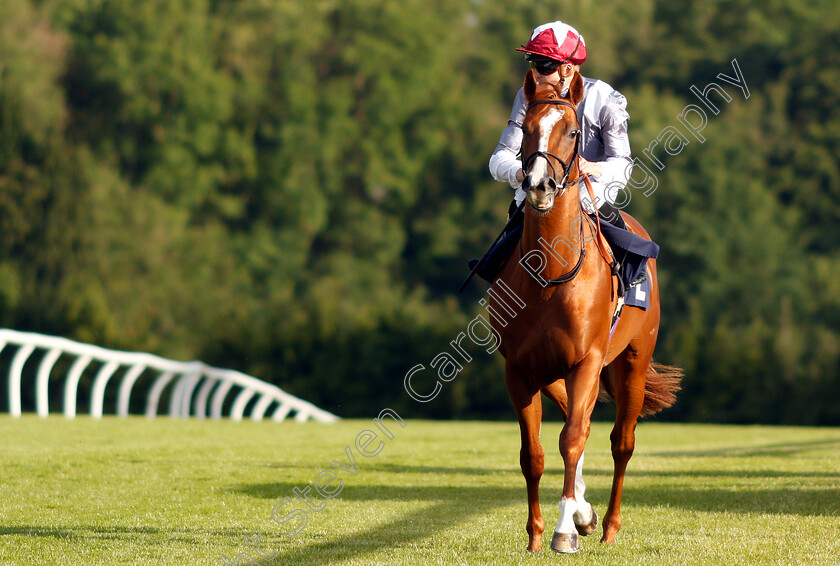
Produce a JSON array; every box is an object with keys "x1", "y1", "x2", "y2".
[{"x1": 570, "y1": 129, "x2": 580, "y2": 138}]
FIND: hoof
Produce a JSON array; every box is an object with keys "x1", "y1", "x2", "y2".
[
  {"x1": 550, "y1": 531, "x2": 580, "y2": 554},
  {"x1": 525, "y1": 545, "x2": 542, "y2": 553},
  {"x1": 575, "y1": 509, "x2": 599, "y2": 537}
]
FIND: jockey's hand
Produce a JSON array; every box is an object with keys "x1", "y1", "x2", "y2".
[{"x1": 578, "y1": 158, "x2": 603, "y2": 179}]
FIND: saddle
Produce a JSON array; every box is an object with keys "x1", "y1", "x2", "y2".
[{"x1": 467, "y1": 201, "x2": 659, "y2": 309}]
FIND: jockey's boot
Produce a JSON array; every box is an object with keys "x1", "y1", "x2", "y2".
[
  {"x1": 598, "y1": 202, "x2": 627, "y2": 230},
  {"x1": 466, "y1": 200, "x2": 525, "y2": 283},
  {"x1": 505, "y1": 199, "x2": 525, "y2": 235}
]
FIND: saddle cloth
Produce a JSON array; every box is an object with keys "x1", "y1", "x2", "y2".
[
  {"x1": 598, "y1": 220, "x2": 659, "y2": 309},
  {"x1": 468, "y1": 216, "x2": 659, "y2": 310}
]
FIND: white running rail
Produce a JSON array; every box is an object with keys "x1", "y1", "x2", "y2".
[{"x1": 0, "y1": 329, "x2": 339, "y2": 423}]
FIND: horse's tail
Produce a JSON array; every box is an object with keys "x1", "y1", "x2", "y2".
[
  {"x1": 599, "y1": 361, "x2": 683, "y2": 416},
  {"x1": 640, "y1": 361, "x2": 683, "y2": 415}
]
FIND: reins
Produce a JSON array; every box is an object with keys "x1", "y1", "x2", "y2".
[
  {"x1": 519, "y1": 97, "x2": 618, "y2": 289},
  {"x1": 518, "y1": 222, "x2": 587, "y2": 285},
  {"x1": 519, "y1": 97, "x2": 586, "y2": 287}
]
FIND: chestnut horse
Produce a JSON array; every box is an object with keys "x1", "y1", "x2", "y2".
[{"x1": 490, "y1": 70, "x2": 682, "y2": 553}]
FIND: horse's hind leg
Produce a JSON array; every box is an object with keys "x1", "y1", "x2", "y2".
[
  {"x1": 505, "y1": 363, "x2": 545, "y2": 552},
  {"x1": 602, "y1": 346, "x2": 648, "y2": 543}
]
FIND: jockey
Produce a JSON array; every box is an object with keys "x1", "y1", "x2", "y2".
[{"x1": 489, "y1": 21, "x2": 632, "y2": 229}]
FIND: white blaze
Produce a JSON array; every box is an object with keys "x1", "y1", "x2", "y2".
[{"x1": 528, "y1": 108, "x2": 564, "y2": 185}]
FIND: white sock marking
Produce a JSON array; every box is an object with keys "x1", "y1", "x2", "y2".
[
  {"x1": 556, "y1": 496, "x2": 578, "y2": 534},
  {"x1": 572, "y1": 452, "x2": 593, "y2": 525},
  {"x1": 555, "y1": 452, "x2": 593, "y2": 533}
]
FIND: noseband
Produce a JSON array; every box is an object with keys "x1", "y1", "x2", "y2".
[
  {"x1": 522, "y1": 99, "x2": 580, "y2": 193},
  {"x1": 519, "y1": 97, "x2": 588, "y2": 286}
]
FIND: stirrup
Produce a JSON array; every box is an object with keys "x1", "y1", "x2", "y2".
[{"x1": 629, "y1": 269, "x2": 647, "y2": 289}]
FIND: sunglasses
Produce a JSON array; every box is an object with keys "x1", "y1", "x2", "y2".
[{"x1": 529, "y1": 59, "x2": 561, "y2": 75}]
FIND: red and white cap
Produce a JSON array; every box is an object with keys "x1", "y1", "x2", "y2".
[{"x1": 516, "y1": 21, "x2": 587, "y2": 65}]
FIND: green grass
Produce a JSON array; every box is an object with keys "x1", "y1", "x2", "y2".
[{"x1": 0, "y1": 416, "x2": 838, "y2": 565}]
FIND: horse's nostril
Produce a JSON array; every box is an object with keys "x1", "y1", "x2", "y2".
[{"x1": 535, "y1": 178, "x2": 553, "y2": 193}]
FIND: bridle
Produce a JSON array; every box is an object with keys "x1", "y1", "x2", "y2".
[
  {"x1": 521, "y1": 98, "x2": 581, "y2": 194},
  {"x1": 519, "y1": 91, "x2": 621, "y2": 295},
  {"x1": 519, "y1": 97, "x2": 588, "y2": 286}
]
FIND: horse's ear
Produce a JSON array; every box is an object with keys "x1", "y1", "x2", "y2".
[
  {"x1": 524, "y1": 70, "x2": 537, "y2": 103},
  {"x1": 566, "y1": 71, "x2": 584, "y2": 106}
]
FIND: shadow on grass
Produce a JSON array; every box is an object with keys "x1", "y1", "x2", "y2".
[
  {"x1": 223, "y1": 435, "x2": 840, "y2": 563},
  {"x1": 585, "y1": 468, "x2": 840, "y2": 479},
  {"x1": 232, "y1": 477, "x2": 839, "y2": 517},
  {"x1": 255, "y1": 462, "x2": 522, "y2": 477},
  {"x1": 229, "y1": 464, "x2": 839, "y2": 565},
  {"x1": 626, "y1": 485, "x2": 840, "y2": 516},
  {"x1": 234, "y1": 481, "x2": 528, "y2": 501},
  {"x1": 0, "y1": 525, "x2": 261, "y2": 543},
  {"x1": 244, "y1": 484, "x2": 525, "y2": 566},
  {"x1": 267, "y1": 499, "x2": 501, "y2": 565},
  {"x1": 370, "y1": 462, "x2": 840, "y2": 480},
  {"x1": 647, "y1": 437, "x2": 840, "y2": 458}
]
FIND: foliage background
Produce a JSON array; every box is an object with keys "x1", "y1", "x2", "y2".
[{"x1": 1, "y1": 0, "x2": 838, "y2": 424}]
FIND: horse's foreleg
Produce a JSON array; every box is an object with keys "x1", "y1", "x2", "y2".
[
  {"x1": 541, "y1": 382, "x2": 598, "y2": 537},
  {"x1": 602, "y1": 353, "x2": 647, "y2": 544},
  {"x1": 572, "y1": 451, "x2": 599, "y2": 535},
  {"x1": 552, "y1": 356, "x2": 601, "y2": 554},
  {"x1": 506, "y1": 364, "x2": 545, "y2": 552}
]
